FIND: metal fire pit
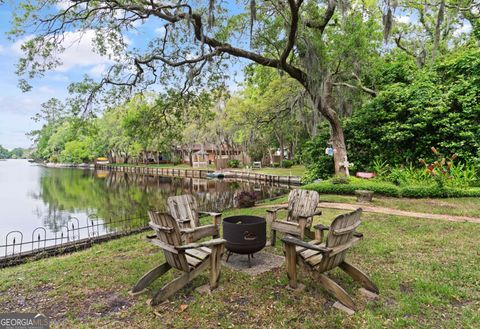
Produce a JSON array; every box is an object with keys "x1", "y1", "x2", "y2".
[{"x1": 223, "y1": 215, "x2": 266, "y2": 267}]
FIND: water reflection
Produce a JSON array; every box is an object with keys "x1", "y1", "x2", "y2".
[{"x1": 30, "y1": 167, "x2": 287, "y2": 235}]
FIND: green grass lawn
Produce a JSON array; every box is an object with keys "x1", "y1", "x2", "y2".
[
  {"x1": 252, "y1": 165, "x2": 306, "y2": 177},
  {"x1": 1, "y1": 206, "x2": 479, "y2": 328}
]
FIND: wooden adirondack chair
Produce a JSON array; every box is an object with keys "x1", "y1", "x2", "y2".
[
  {"x1": 131, "y1": 211, "x2": 225, "y2": 306},
  {"x1": 167, "y1": 195, "x2": 221, "y2": 243},
  {"x1": 281, "y1": 208, "x2": 378, "y2": 312},
  {"x1": 267, "y1": 189, "x2": 321, "y2": 246}
]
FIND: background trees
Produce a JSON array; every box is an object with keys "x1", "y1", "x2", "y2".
[{"x1": 347, "y1": 45, "x2": 480, "y2": 170}]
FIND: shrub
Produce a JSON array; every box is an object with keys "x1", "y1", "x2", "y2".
[
  {"x1": 234, "y1": 191, "x2": 257, "y2": 208},
  {"x1": 227, "y1": 159, "x2": 240, "y2": 168},
  {"x1": 282, "y1": 160, "x2": 293, "y2": 168},
  {"x1": 272, "y1": 162, "x2": 280, "y2": 168},
  {"x1": 60, "y1": 140, "x2": 92, "y2": 164},
  {"x1": 304, "y1": 177, "x2": 400, "y2": 197},
  {"x1": 332, "y1": 176, "x2": 349, "y2": 184},
  {"x1": 302, "y1": 156, "x2": 335, "y2": 183}
]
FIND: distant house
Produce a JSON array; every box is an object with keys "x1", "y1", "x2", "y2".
[{"x1": 176, "y1": 143, "x2": 249, "y2": 168}]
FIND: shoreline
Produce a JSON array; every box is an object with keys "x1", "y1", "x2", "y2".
[{"x1": 36, "y1": 162, "x2": 95, "y2": 169}]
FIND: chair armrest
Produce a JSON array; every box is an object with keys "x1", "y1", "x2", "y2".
[
  {"x1": 198, "y1": 211, "x2": 222, "y2": 226},
  {"x1": 199, "y1": 238, "x2": 226, "y2": 247},
  {"x1": 353, "y1": 232, "x2": 363, "y2": 238},
  {"x1": 308, "y1": 210, "x2": 323, "y2": 217},
  {"x1": 149, "y1": 222, "x2": 173, "y2": 232},
  {"x1": 314, "y1": 223, "x2": 330, "y2": 231},
  {"x1": 198, "y1": 211, "x2": 222, "y2": 217},
  {"x1": 313, "y1": 223, "x2": 329, "y2": 243},
  {"x1": 281, "y1": 235, "x2": 331, "y2": 254},
  {"x1": 180, "y1": 224, "x2": 219, "y2": 242},
  {"x1": 176, "y1": 238, "x2": 226, "y2": 251},
  {"x1": 266, "y1": 206, "x2": 288, "y2": 213}
]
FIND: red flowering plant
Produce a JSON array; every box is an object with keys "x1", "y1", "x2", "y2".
[{"x1": 419, "y1": 147, "x2": 458, "y2": 189}]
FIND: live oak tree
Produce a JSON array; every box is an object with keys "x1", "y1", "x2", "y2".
[{"x1": 11, "y1": 0, "x2": 386, "y2": 175}]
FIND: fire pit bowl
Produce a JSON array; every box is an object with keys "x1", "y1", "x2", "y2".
[{"x1": 223, "y1": 216, "x2": 266, "y2": 266}]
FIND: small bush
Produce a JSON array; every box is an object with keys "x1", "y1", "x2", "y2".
[
  {"x1": 332, "y1": 176, "x2": 349, "y2": 184},
  {"x1": 234, "y1": 191, "x2": 257, "y2": 208},
  {"x1": 302, "y1": 156, "x2": 335, "y2": 183},
  {"x1": 272, "y1": 162, "x2": 280, "y2": 168},
  {"x1": 282, "y1": 160, "x2": 293, "y2": 168},
  {"x1": 227, "y1": 159, "x2": 240, "y2": 168},
  {"x1": 304, "y1": 178, "x2": 400, "y2": 197}
]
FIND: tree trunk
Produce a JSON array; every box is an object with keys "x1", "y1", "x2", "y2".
[
  {"x1": 432, "y1": 0, "x2": 445, "y2": 64},
  {"x1": 275, "y1": 132, "x2": 284, "y2": 168},
  {"x1": 311, "y1": 73, "x2": 348, "y2": 176}
]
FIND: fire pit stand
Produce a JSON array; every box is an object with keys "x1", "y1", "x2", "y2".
[{"x1": 222, "y1": 215, "x2": 266, "y2": 267}]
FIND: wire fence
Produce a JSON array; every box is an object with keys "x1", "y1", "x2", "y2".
[{"x1": 1, "y1": 214, "x2": 149, "y2": 260}]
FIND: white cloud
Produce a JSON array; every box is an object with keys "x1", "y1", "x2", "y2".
[
  {"x1": 0, "y1": 45, "x2": 4, "y2": 54},
  {"x1": 88, "y1": 64, "x2": 108, "y2": 78},
  {"x1": 11, "y1": 30, "x2": 127, "y2": 74}
]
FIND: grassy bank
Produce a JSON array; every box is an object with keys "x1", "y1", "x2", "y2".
[
  {"x1": 251, "y1": 165, "x2": 306, "y2": 177},
  {"x1": 1, "y1": 205, "x2": 479, "y2": 328},
  {"x1": 304, "y1": 177, "x2": 480, "y2": 198}
]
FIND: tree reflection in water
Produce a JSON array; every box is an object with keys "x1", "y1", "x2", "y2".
[{"x1": 33, "y1": 168, "x2": 288, "y2": 234}]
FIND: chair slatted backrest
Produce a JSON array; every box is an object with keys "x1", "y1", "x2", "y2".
[
  {"x1": 167, "y1": 195, "x2": 200, "y2": 229},
  {"x1": 148, "y1": 210, "x2": 190, "y2": 272},
  {"x1": 318, "y1": 208, "x2": 362, "y2": 272},
  {"x1": 286, "y1": 189, "x2": 320, "y2": 228}
]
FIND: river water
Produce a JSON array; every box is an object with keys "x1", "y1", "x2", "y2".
[{"x1": 0, "y1": 160, "x2": 287, "y2": 254}]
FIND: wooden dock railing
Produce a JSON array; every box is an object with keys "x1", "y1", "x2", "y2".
[{"x1": 95, "y1": 165, "x2": 302, "y2": 186}]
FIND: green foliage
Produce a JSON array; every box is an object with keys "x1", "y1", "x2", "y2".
[
  {"x1": 301, "y1": 157, "x2": 335, "y2": 183},
  {"x1": 347, "y1": 46, "x2": 480, "y2": 170},
  {"x1": 369, "y1": 147, "x2": 479, "y2": 189},
  {"x1": 227, "y1": 159, "x2": 240, "y2": 168},
  {"x1": 0, "y1": 145, "x2": 10, "y2": 159},
  {"x1": 298, "y1": 128, "x2": 334, "y2": 182},
  {"x1": 59, "y1": 139, "x2": 94, "y2": 164},
  {"x1": 29, "y1": 91, "x2": 213, "y2": 164},
  {"x1": 304, "y1": 178, "x2": 401, "y2": 197},
  {"x1": 282, "y1": 160, "x2": 293, "y2": 168}
]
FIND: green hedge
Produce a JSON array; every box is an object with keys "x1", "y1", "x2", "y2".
[{"x1": 303, "y1": 179, "x2": 480, "y2": 198}]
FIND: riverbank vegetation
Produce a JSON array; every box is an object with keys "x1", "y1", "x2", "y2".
[
  {"x1": 0, "y1": 145, "x2": 30, "y2": 159},
  {"x1": 1, "y1": 203, "x2": 479, "y2": 328}
]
